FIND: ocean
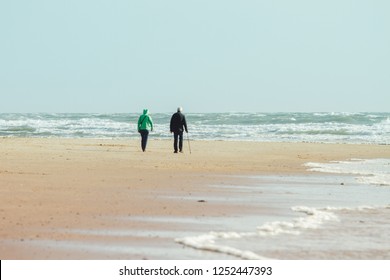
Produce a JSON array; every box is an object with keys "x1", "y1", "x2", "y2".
[{"x1": 0, "y1": 112, "x2": 389, "y2": 144}]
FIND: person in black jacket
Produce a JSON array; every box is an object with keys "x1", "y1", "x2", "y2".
[{"x1": 170, "y1": 107, "x2": 188, "y2": 153}]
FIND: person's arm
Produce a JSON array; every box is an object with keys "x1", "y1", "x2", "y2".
[{"x1": 137, "y1": 116, "x2": 141, "y2": 131}]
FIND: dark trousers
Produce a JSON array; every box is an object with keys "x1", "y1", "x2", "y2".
[
  {"x1": 173, "y1": 131, "x2": 183, "y2": 152},
  {"x1": 139, "y1": 130, "x2": 149, "y2": 151}
]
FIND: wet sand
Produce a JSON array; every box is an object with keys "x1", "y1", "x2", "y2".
[{"x1": 0, "y1": 138, "x2": 389, "y2": 259}]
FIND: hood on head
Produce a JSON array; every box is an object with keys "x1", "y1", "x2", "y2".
[{"x1": 143, "y1": 109, "x2": 149, "y2": 114}]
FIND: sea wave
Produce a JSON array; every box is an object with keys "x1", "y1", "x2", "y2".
[
  {"x1": 0, "y1": 112, "x2": 389, "y2": 144},
  {"x1": 305, "y1": 159, "x2": 390, "y2": 187},
  {"x1": 175, "y1": 205, "x2": 340, "y2": 260}
]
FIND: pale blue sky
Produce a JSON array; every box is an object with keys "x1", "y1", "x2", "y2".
[{"x1": 1, "y1": 0, "x2": 389, "y2": 113}]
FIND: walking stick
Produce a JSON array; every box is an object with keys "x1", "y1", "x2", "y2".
[{"x1": 186, "y1": 132, "x2": 192, "y2": 154}]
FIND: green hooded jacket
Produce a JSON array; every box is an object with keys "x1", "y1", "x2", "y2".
[{"x1": 137, "y1": 109, "x2": 153, "y2": 131}]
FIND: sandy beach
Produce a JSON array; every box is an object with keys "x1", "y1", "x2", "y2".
[{"x1": 0, "y1": 138, "x2": 389, "y2": 259}]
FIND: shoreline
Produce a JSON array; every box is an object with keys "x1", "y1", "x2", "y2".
[{"x1": 1, "y1": 138, "x2": 389, "y2": 259}]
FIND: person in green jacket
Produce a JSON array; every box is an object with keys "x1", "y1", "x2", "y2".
[{"x1": 137, "y1": 109, "x2": 154, "y2": 152}]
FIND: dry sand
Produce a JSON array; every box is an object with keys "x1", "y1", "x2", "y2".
[{"x1": 0, "y1": 138, "x2": 389, "y2": 259}]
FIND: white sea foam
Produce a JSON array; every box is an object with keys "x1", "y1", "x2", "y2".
[
  {"x1": 322, "y1": 205, "x2": 390, "y2": 211},
  {"x1": 175, "y1": 206, "x2": 339, "y2": 260},
  {"x1": 257, "y1": 207, "x2": 339, "y2": 236},
  {"x1": 175, "y1": 232, "x2": 265, "y2": 260},
  {"x1": 305, "y1": 159, "x2": 390, "y2": 186},
  {"x1": 175, "y1": 232, "x2": 266, "y2": 260}
]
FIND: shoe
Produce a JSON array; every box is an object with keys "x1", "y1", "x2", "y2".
[{"x1": 174, "y1": 151, "x2": 178, "y2": 153}]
